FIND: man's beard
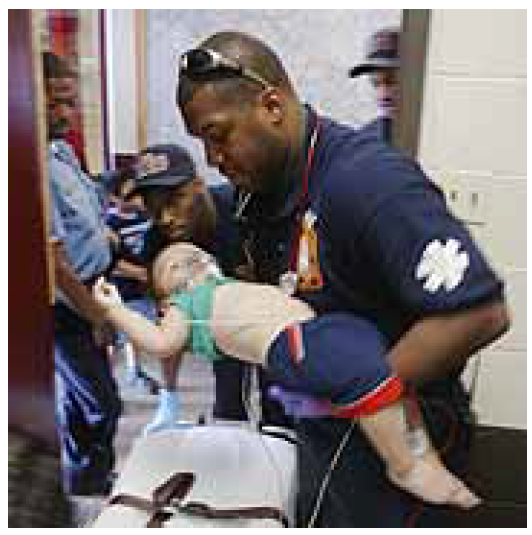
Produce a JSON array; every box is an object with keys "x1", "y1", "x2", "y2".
[{"x1": 252, "y1": 137, "x2": 292, "y2": 197}]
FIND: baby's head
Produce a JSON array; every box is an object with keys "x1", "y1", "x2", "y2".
[{"x1": 152, "y1": 242, "x2": 221, "y2": 299}]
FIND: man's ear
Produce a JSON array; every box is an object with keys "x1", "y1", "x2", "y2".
[{"x1": 258, "y1": 87, "x2": 285, "y2": 125}]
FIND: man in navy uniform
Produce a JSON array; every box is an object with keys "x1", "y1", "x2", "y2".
[{"x1": 175, "y1": 31, "x2": 510, "y2": 527}]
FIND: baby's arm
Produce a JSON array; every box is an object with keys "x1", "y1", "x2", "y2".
[{"x1": 93, "y1": 277, "x2": 189, "y2": 358}]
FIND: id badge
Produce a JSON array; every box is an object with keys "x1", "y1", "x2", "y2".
[{"x1": 297, "y1": 210, "x2": 323, "y2": 291}]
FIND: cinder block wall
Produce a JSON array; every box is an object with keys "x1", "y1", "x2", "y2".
[{"x1": 418, "y1": 10, "x2": 527, "y2": 429}]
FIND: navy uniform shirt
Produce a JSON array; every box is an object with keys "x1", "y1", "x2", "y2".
[{"x1": 241, "y1": 107, "x2": 503, "y2": 353}]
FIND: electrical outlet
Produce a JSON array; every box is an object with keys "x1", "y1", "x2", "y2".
[{"x1": 439, "y1": 174, "x2": 486, "y2": 226}]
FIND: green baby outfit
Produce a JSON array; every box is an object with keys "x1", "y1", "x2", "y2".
[{"x1": 168, "y1": 275, "x2": 235, "y2": 361}]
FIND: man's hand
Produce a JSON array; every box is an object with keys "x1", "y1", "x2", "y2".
[{"x1": 93, "y1": 277, "x2": 123, "y2": 309}]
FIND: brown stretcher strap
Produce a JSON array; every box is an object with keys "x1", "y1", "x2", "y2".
[
  {"x1": 108, "y1": 471, "x2": 289, "y2": 528},
  {"x1": 178, "y1": 501, "x2": 289, "y2": 527}
]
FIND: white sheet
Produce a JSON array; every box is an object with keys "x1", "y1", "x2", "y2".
[{"x1": 91, "y1": 424, "x2": 297, "y2": 528}]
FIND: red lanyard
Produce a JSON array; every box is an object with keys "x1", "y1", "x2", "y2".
[{"x1": 289, "y1": 119, "x2": 321, "y2": 272}]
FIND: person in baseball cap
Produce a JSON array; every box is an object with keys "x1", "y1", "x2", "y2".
[
  {"x1": 127, "y1": 143, "x2": 216, "y2": 246},
  {"x1": 349, "y1": 27, "x2": 400, "y2": 120}
]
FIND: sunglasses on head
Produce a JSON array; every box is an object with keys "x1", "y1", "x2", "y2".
[{"x1": 179, "y1": 48, "x2": 271, "y2": 89}]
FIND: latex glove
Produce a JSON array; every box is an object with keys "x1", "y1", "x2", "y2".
[
  {"x1": 269, "y1": 385, "x2": 334, "y2": 418},
  {"x1": 143, "y1": 389, "x2": 190, "y2": 436},
  {"x1": 93, "y1": 276, "x2": 123, "y2": 308}
]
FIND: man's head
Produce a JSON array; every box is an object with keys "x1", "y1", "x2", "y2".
[
  {"x1": 152, "y1": 242, "x2": 220, "y2": 299},
  {"x1": 42, "y1": 51, "x2": 78, "y2": 140},
  {"x1": 127, "y1": 144, "x2": 217, "y2": 245},
  {"x1": 349, "y1": 27, "x2": 400, "y2": 118},
  {"x1": 177, "y1": 31, "x2": 303, "y2": 194}
]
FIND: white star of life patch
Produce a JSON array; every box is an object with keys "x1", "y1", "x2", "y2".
[{"x1": 415, "y1": 238, "x2": 469, "y2": 293}]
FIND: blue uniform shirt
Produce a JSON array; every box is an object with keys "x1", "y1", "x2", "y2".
[
  {"x1": 49, "y1": 141, "x2": 113, "y2": 286},
  {"x1": 241, "y1": 108, "x2": 504, "y2": 347}
]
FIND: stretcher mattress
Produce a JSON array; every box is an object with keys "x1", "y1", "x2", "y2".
[{"x1": 91, "y1": 423, "x2": 297, "y2": 528}]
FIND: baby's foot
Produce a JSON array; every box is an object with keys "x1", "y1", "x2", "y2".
[{"x1": 389, "y1": 450, "x2": 481, "y2": 509}]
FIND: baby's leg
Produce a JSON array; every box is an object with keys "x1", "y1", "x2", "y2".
[{"x1": 358, "y1": 399, "x2": 480, "y2": 509}]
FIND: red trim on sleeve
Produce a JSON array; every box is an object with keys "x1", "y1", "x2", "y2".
[
  {"x1": 286, "y1": 324, "x2": 305, "y2": 365},
  {"x1": 331, "y1": 375, "x2": 404, "y2": 419}
]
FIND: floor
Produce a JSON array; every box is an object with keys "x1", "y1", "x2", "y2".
[{"x1": 70, "y1": 351, "x2": 217, "y2": 527}]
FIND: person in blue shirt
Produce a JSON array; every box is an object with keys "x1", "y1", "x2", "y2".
[
  {"x1": 44, "y1": 51, "x2": 122, "y2": 496},
  {"x1": 175, "y1": 31, "x2": 510, "y2": 527},
  {"x1": 126, "y1": 144, "x2": 290, "y2": 433}
]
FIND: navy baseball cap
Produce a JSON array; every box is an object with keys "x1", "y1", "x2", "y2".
[
  {"x1": 348, "y1": 27, "x2": 400, "y2": 77},
  {"x1": 127, "y1": 144, "x2": 196, "y2": 196}
]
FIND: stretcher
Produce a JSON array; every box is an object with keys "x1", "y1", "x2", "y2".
[{"x1": 91, "y1": 423, "x2": 297, "y2": 528}]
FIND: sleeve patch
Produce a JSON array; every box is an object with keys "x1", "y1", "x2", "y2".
[{"x1": 415, "y1": 238, "x2": 469, "y2": 293}]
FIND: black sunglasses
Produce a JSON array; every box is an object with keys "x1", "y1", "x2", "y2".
[{"x1": 179, "y1": 48, "x2": 271, "y2": 89}]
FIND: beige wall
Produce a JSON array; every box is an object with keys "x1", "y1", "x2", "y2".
[
  {"x1": 418, "y1": 10, "x2": 527, "y2": 429},
  {"x1": 105, "y1": 9, "x2": 139, "y2": 156}
]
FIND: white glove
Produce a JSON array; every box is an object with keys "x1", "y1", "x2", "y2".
[{"x1": 93, "y1": 276, "x2": 123, "y2": 308}]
